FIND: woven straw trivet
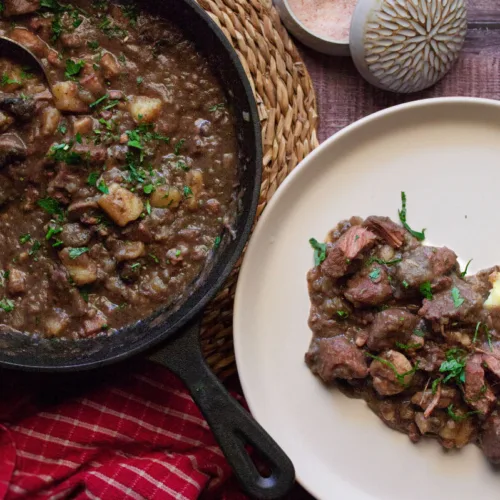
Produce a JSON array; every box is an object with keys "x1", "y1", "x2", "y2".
[{"x1": 197, "y1": 0, "x2": 319, "y2": 380}]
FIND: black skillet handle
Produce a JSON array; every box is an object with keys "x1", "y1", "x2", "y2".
[{"x1": 149, "y1": 321, "x2": 295, "y2": 499}]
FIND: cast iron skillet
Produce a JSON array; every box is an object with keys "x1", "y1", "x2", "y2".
[{"x1": 0, "y1": 0, "x2": 295, "y2": 497}]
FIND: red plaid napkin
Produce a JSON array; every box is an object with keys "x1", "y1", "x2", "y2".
[{"x1": 0, "y1": 360, "x2": 248, "y2": 500}]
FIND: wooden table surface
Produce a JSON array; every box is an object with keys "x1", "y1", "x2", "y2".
[
  {"x1": 286, "y1": 2, "x2": 498, "y2": 498},
  {"x1": 300, "y1": 0, "x2": 500, "y2": 143}
]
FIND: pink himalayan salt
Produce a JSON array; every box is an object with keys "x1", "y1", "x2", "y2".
[{"x1": 287, "y1": 0, "x2": 356, "y2": 41}]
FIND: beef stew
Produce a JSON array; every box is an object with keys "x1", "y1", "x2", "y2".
[
  {"x1": 0, "y1": 0, "x2": 238, "y2": 338},
  {"x1": 306, "y1": 203, "x2": 500, "y2": 464}
]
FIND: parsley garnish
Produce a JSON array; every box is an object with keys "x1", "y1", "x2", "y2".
[
  {"x1": 439, "y1": 348, "x2": 466, "y2": 384},
  {"x1": 68, "y1": 247, "x2": 89, "y2": 259},
  {"x1": 209, "y1": 103, "x2": 225, "y2": 112},
  {"x1": 47, "y1": 142, "x2": 82, "y2": 165},
  {"x1": 130, "y1": 262, "x2": 141, "y2": 270},
  {"x1": 395, "y1": 341, "x2": 421, "y2": 351},
  {"x1": 89, "y1": 94, "x2": 109, "y2": 108},
  {"x1": 37, "y1": 197, "x2": 63, "y2": 216},
  {"x1": 309, "y1": 238, "x2": 327, "y2": 266},
  {"x1": 1, "y1": 73, "x2": 21, "y2": 87},
  {"x1": 19, "y1": 233, "x2": 31, "y2": 244},
  {"x1": 87, "y1": 40, "x2": 99, "y2": 50},
  {"x1": 451, "y1": 287, "x2": 464, "y2": 308},
  {"x1": 65, "y1": 59, "x2": 85, "y2": 79},
  {"x1": 419, "y1": 281, "x2": 433, "y2": 300},
  {"x1": 45, "y1": 224, "x2": 62, "y2": 241},
  {"x1": 136, "y1": 76, "x2": 143, "y2": 85},
  {"x1": 413, "y1": 328, "x2": 425, "y2": 337},
  {"x1": 183, "y1": 186, "x2": 193, "y2": 198},
  {"x1": 447, "y1": 404, "x2": 480, "y2": 422},
  {"x1": 174, "y1": 139, "x2": 185, "y2": 155},
  {"x1": 97, "y1": 180, "x2": 109, "y2": 194},
  {"x1": 402, "y1": 280, "x2": 409, "y2": 288},
  {"x1": 368, "y1": 268, "x2": 381, "y2": 281},
  {"x1": 367, "y1": 256, "x2": 402, "y2": 266},
  {"x1": 145, "y1": 199, "x2": 151, "y2": 215},
  {"x1": 87, "y1": 172, "x2": 99, "y2": 187},
  {"x1": 214, "y1": 236, "x2": 221, "y2": 249},
  {"x1": 460, "y1": 259, "x2": 472, "y2": 278},
  {"x1": 58, "y1": 124, "x2": 67, "y2": 134},
  {"x1": 28, "y1": 240, "x2": 41, "y2": 257},
  {"x1": 149, "y1": 253, "x2": 159, "y2": 264},
  {"x1": 0, "y1": 298, "x2": 14, "y2": 312},
  {"x1": 336, "y1": 310, "x2": 349, "y2": 319},
  {"x1": 398, "y1": 191, "x2": 425, "y2": 241},
  {"x1": 143, "y1": 184, "x2": 154, "y2": 194},
  {"x1": 431, "y1": 378, "x2": 441, "y2": 394}
]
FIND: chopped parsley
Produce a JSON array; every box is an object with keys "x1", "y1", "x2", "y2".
[
  {"x1": 64, "y1": 59, "x2": 85, "y2": 79},
  {"x1": 68, "y1": 247, "x2": 89, "y2": 259},
  {"x1": 45, "y1": 224, "x2": 63, "y2": 241},
  {"x1": 368, "y1": 268, "x2": 381, "y2": 281},
  {"x1": 176, "y1": 160, "x2": 189, "y2": 171},
  {"x1": 130, "y1": 262, "x2": 141, "y2": 270},
  {"x1": 336, "y1": 310, "x2": 349, "y2": 319},
  {"x1": 75, "y1": 132, "x2": 82, "y2": 144},
  {"x1": 47, "y1": 142, "x2": 82, "y2": 165},
  {"x1": 143, "y1": 184, "x2": 154, "y2": 194},
  {"x1": 431, "y1": 378, "x2": 441, "y2": 394},
  {"x1": 367, "y1": 256, "x2": 402, "y2": 266},
  {"x1": 439, "y1": 348, "x2": 467, "y2": 384},
  {"x1": 398, "y1": 191, "x2": 425, "y2": 241},
  {"x1": 1, "y1": 73, "x2": 21, "y2": 87},
  {"x1": 183, "y1": 186, "x2": 193, "y2": 198},
  {"x1": 460, "y1": 259, "x2": 472, "y2": 278},
  {"x1": 447, "y1": 404, "x2": 480, "y2": 422},
  {"x1": 174, "y1": 139, "x2": 185, "y2": 155},
  {"x1": 0, "y1": 298, "x2": 14, "y2": 312},
  {"x1": 413, "y1": 328, "x2": 425, "y2": 337},
  {"x1": 87, "y1": 40, "x2": 100, "y2": 50},
  {"x1": 87, "y1": 172, "x2": 99, "y2": 187},
  {"x1": 58, "y1": 124, "x2": 67, "y2": 135},
  {"x1": 402, "y1": 280, "x2": 409, "y2": 288},
  {"x1": 97, "y1": 180, "x2": 109, "y2": 194},
  {"x1": 28, "y1": 240, "x2": 41, "y2": 257},
  {"x1": 214, "y1": 236, "x2": 221, "y2": 249},
  {"x1": 89, "y1": 93, "x2": 109, "y2": 108},
  {"x1": 309, "y1": 238, "x2": 327, "y2": 266},
  {"x1": 136, "y1": 76, "x2": 143, "y2": 85},
  {"x1": 395, "y1": 341, "x2": 421, "y2": 351},
  {"x1": 451, "y1": 287, "x2": 464, "y2": 308},
  {"x1": 19, "y1": 233, "x2": 31, "y2": 244},
  {"x1": 419, "y1": 281, "x2": 433, "y2": 300},
  {"x1": 149, "y1": 253, "x2": 159, "y2": 264},
  {"x1": 37, "y1": 197, "x2": 63, "y2": 216},
  {"x1": 145, "y1": 199, "x2": 151, "y2": 215},
  {"x1": 209, "y1": 103, "x2": 225, "y2": 112}
]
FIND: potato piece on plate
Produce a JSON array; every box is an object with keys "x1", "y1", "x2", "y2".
[{"x1": 98, "y1": 183, "x2": 144, "y2": 227}]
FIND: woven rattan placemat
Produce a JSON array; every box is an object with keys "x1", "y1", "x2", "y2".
[{"x1": 197, "y1": 0, "x2": 319, "y2": 380}]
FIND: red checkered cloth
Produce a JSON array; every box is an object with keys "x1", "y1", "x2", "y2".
[{"x1": 0, "y1": 360, "x2": 249, "y2": 500}]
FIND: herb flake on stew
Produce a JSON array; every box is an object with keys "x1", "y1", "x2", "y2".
[
  {"x1": 87, "y1": 172, "x2": 99, "y2": 187},
  {"x1": 64, "y1": 59, "x2": 85, "y2": 79},
  {"x1": 174, "y1": 139, "x2": 185, "y2": 155},
  {"x1": 68, "y1": 247, "x2": 89, "y2": 259},
  {"x1": 97, "y1": 180, "x2": 109, "y2": 194},
  {"x1": 19, "y1": 233, "x2": 31, "y2": 244},
  {"x1": 368, "y1": 268, "x2": 381, "y2": 281},
  {"x1": 37, "y1": 197, "x2": 63, "y2": 215},
  {"x1": 419, "y1": 281, "x2": 433, "y2": 300},
  {"x1": 398, "y1": 191, "x2": 425, "y2": 241},
  {"x1": 309, "y1": 238, "x2": 327, "y2": 266},
  {"x1": 451, "y1": 287, "x2": 464, "y2": 308},
  {"x1": 213, "y1": 236, "x2": 221, "y2": 249},
  {"x1": 447, "y1": 404, "x2": 480, "y2": 422},
  {"x1": 89, "y1": 93, "x2": 109, "y2": 108},
  {"x1": 47, "y1": 142, "x2": 82, "y2": 165},
  {"x1": 28, "y1": 240, "x2": 41, "y2": 257},
  {"x1": 460, "y1": 259, "x2": 473, "y2": 278},
  {"x1": 0, "y1": 298, "x2": 14, "y2": 312},
  {"x1": 439, "y1": 348, "x2": 466, "y2": 384},
  {"x1": 183, "y1": 186, "x2": 193, "y2": 198},
  {"x1": 336, "y1": 310, "x2": 349, "y2": 319}
]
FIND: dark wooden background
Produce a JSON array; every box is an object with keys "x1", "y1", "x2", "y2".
[
  {"x1": 286, "y1": 2, "x2": 499, "y2": 498},
  {"x1": 300, "y1": 0, "x2": 500, "y2": 142}
]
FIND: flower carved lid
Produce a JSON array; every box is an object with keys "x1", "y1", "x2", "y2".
[{"x1": 350, "y1": 0, "x2": 467, "y2": 93}]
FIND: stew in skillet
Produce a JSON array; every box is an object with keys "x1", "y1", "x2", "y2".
[{"x1": 0, "y1": 0, "x2": 238, "y2": 338}]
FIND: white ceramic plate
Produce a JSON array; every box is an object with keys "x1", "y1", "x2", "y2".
[{"x1": 234, "y1": 98, "x2": 500, "y2": 500}]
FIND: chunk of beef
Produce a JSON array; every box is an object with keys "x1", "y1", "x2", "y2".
[
  {"x1": 0, "y1": 95, "x2": 36, "y2": 122},
  {"x1": 483, "y1": 353, "x2": 500, "y2": 378},
  {"x1": 464, "y1": 354, "x2": 496, "y2": 415},
  {"x1": 395, "y1": 246, "x2": 457, "y2": 289},
  {"x1": 321, "y1": 226, "x2": 377, "y2": 279},
  {"x1": 72, "y1": 143, "x2": 106, "y2": 164},
  {"x1": 60, "y1": 223, "x2": 92, "y2": 247},
  {"x1": 9, "y1": 28, "x2": 48, "y2": 57},
  {"x1": 67, "y1": 198, "x2": 100, "y2": 221},
  {"x1": 411, "y1": 386, "x2": 459, "y2": 411},
  {"x1": 305, "y1": 336, "x2": 368, "y2": 382},
  {"x1": 366, "y1": 308, "x2": 418, "y2": 351},
  {"x1": 369, "y1": 350, "x2": 414, "y2": 396},
  {"x1": 364, "y1": 216, "x2": 406, "y2": 248},
  {"x1": 48, "y1": 165, "x2": 83, "y2": 195},
  {"x1": 4, "y1": 0, "x2": 40, "y2": 16},
  {"x1": 414, "y1": 341, "x2": 446, "y2": 372},
  {"x1": 482, "y1": 413, "x2": 500, "y2": 464},
  {"x1": 344, "y1": 265, "x2": 393, "y2": 306},
  {"x1": 419, "y1": 277, "x2": 483, "y2": 325},
  {"x1": 0, "y1": 133, "x2": 26, "y2": 167}
]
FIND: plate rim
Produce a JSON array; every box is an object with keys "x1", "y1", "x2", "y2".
[{"x1": 233, "y1": 96, "x2": 500, "y2": 499}]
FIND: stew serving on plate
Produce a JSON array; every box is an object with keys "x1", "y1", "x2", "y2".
[
  {"x1": 0, "y1": 0, "x2": 237, "y2": 338},
  {"x1": 306, "y1": 194, "x2": 500, "y2": 464}
]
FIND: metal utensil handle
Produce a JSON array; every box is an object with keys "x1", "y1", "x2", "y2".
[{"x1": 149, "y1": 321, "x2": 295, "y2": 499}]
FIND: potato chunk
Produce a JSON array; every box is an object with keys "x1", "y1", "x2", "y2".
[
  {"x1": 150, "y1": 186, "x2": 181, "y2": 208},
  {"x1": 112, "y1": 241, "x2": 145, "y2": 262},
  {"x1": 128, "y1": 96, "x2": 162, "y2": 123},
  {"x1": 8, "y1": 268, "x2": 27, "y2": 294},
  {"x1": 97, "y1": 183, "x2": 144, "y2": 227},
  {"x1": 73, "y1": 116, "x2": 94, "y2": 135},
  {"x1": 44, "y1": 309, "x2": 70, "y2": 337},
  {"x1": 100, "y1": 53, "x2": 121, "y2": 79},
  {"x1": 59, "y1": 248, "x2": 97, "y2": 286},
  {"x1": 41, "y1": 107, "x2": 61, "y2": 136},
  {"x1": 52, "y1": 81, "x2": 89, "y2": 113}
]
